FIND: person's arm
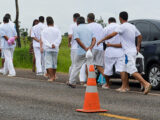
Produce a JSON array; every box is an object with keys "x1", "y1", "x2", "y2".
[
  {"x1": 76, "y1": 38, "x2": 87, "y2": 51},
  {"x1": 32, "y1": 37, "x2": 40, "y2": 42},
  {"x1": 88, "y1": 37, "x2": 96, "y2": 50},
  {"x1": 97, "y1": 32, "x2": 118, "y2": 46},
  {"x1": 136, "y1": 35, "x2": 142, "y2": 52},
  {"x1": 4, "y1": 36, "x2": 9, "y2": 41},
  {"x1": 106, "y1": 43, "x2": 122, "y2": 48},
  {"x1": 68, "y1": 35, "x2": 72, "y2": 47},
  {"x1": 31, "y1": 27, "x2": 40, "y2": 42},
  {"x1": 52, "y1": 30, "x2": 62, "y2": 49}
]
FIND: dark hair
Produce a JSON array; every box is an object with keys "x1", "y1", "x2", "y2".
[
  {"x1": 73, "y1": 13, "x2": 80, "y2": 20},
  {"x1": 32, "y1": 19, "x2": 39, "y2": 26},
  {"x1": 119, "y1": 11, "x2": 128, "y2": 21},
  {"x1": 5, "y1": 13, "x2": 11, "y2": 21},
  {"x1": 108, "y1": 17, "x2": 116, "y2": 23},
  {"x1": 46, "y1": 16, "x2": 54, "y2": 25},
  {"x1": 77, "y1": 17, "x2": 85, "y2": 25},
  {"x1": 87, "y1": 13, "x2": 95, "y2": 21},
  {"x1": 39, "y1": 16, "x2": 45, "y2": 22},
  {"x1": 3, "y1": 16, "x2": 9, "y2": 23}
]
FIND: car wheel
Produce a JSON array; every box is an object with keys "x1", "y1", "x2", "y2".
[{"x1": 148, "y1": 64, "x2": 160, "y2": 89}]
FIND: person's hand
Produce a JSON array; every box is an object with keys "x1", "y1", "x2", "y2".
[
  {"x1": 84, "y1": 47, "x2": 89, "y2": 51},
  {"x1": 97, "y1": 41, "x2": 101, "y2": 46},
  {"x1": 52, "y1": 44, "x2": 55, "y2": 48},
  {"x1": 106, "y1": 43, "x2": 111, "y2": 47},
  {"x1": 68, "y1": 43, "x2": 71, "y2": 48},
  {"x1": 137, "y1": 46, "x2": 140, "y2": 52},
  {"x1": 40, "y1": 48, "x2": 43, "y2": 53}
]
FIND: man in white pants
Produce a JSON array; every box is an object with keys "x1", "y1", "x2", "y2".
[
  {"x1": 0, "y1": 16, "x2": 17, "y2": 76},
  {"x1": 68, "y1": 13, "x2": 80, "y2": 78},
  {"x1": 98, "y1": 11, "x2": 151, "y2": 95},
  {"x1": 31, "y1": 16, "x2": 46, "y2": 75},
  {"x1": 87, "y1": 13, "x2": 105, "y2": 76},
  {"x1": 68, "y1": 17, "x2": 96, "y2": 88},
  {"x1": 41, "y1": 17, "x2": 62, "y2": 82}
]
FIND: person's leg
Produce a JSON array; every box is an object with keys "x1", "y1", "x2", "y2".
[
  {"x1": 33, "y1": 47, "x2": 42, "y2": 74},
  {"x1": 32, "y1": 54, "x2": 36, "y2": 72},
  {"x1": 41, "y1": 52, "x2": 45, "y2": 73},
  {"x1": 132, "y1": 72, "x2": 151, "y2": 94},
  {"x1": 69, "y1": 54, "x2": 86, "y2": 85},
  {"x1": 2, "y1": 58, "x2": 5, "y2": 68},
  {"x1": 3, "y1": 49, "x2": 16, "y2": 76}
]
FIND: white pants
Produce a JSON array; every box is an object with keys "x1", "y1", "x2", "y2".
[
  {"x1": 33, "y1": 47, "x2": 45, "y2": 73},
  {"x1": 69, "y1": 54, "x2": 92, "y2": 85},
  {"x1": 3, "y1": 48, "x2": 16, "y2": 75},
  {"x1": 69, "y1": 49, "x2": 77, "y2": 76}
]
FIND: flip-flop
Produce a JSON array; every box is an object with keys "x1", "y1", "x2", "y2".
[{"x1": 144, "y1": 84, "x2": 152, "y2": 95}]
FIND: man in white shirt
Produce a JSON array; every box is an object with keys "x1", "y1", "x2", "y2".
[
  {"x1": 0, "y1": 13, "x2": 15, "y2": 73},
  {"x1": 0, "y1": 16, "x2": 17, "y2": 76},
  {"x1": 68, "y1": 13, "x2": 80, "y2": 79},
  {"x1": 31, "y1": 16, "x2": 46, "y2": 75},
  {"x1": 41, "y1": 17, "x2": 62, "y2": 82},
  {"x1": 98, "y1": 11, "x2": 151, "y2": 95},
  {"x1": 102, "y1": 17, "x2": 125, "y2": 89},
  {"x1": 87, "y1": 13, "x2": 105, "y2": 76}
]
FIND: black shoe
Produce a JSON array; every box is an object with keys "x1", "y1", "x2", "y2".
[{"x1": 68, "y1": 83, "x2": 76, "y2": 88}]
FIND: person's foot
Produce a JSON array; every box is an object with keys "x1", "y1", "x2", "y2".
[
  {"x1": 0, "y1": 68, "x2": 4, "y2": 74},
  {"x1": 144, "y1": 84, "x2": 152, "y2": 95},
  {"x1": 48, "y1": 79, "x2": 55, "y2": 82},
  {"x1": 67, "y1": 83, "x2": 76, "y2": 88},
  {"x1": 102, "y1": 84, "x2": 110, "y2": 89},
  {"x1": 8, "y1": 74, "x2": 16, "y2": 77},
  {"x1": 116, "y1": 88, "x2": 127, "y2": 92},
  {"x1": 36, "y1": 72, "x2": 43, "y2": 76},
  {"x1": 44, "y1": 73, "x2": 49, "y2": 78}
]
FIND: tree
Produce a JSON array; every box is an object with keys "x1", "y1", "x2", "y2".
[
  {"x1": 15, "y1": 0, "x2": 21, "y2": 47},
  {"x1": 96, "y1": 17, "x2": 107, "y2": 28}
]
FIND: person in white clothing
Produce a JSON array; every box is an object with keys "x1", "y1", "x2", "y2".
[
  {"x1": 68, "y1": 13, "x2": 80, "y2": 77},
  {"x1": 98, "y1": 11, "x2": 151, "y2": 95},
  {"x1": 0, "y1": 16, "x2": 17, "y2": 76},
  {"x1": 0, "y1": 13, "x2": 15, "y2": 73},
  {"x1": 31, "y1": 16, "x2": 46, "y2": 75},
  {"x1": 41, "y1": 17, "x2": 62, "y2": 82},
  {"x1": 102, "y1": 17, "x2": 125, "y2": 89},
  {"x1": 87, "y1": 13, "x2": 105, "y2": 76}
]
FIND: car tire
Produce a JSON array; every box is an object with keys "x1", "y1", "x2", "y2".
[{"x1": 147, "y1": 64, "x2": 160, "y2": 89}]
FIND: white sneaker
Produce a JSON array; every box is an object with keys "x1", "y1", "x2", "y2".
[
  {"x1": 8, "y1": 74, "x2": 16, "y2": 77},
  {"x1": 36, "y1": 72, "x2": 43, "y2": 76},
  {"x1": 0, "y1": 69, "x2": 4, "y2": 74}
]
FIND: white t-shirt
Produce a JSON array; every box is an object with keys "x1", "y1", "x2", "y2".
[
  {"x1": 68, "y1": 23, "x2": 78, "y2": 50},
  {"x1": 87, "y1": 22, "x2": 104, "y2": 50},
  {"x1": 31, "y1": 22, "x2": 47, "y2": 47},
  {"x1": 41, "y1": 26, "x2": 62, "y2": 52},
  {"x1": 0, "y1": 23, "x2": 17, "y2": 49},
  {"x1": 104, "y1": 23, "x2": 124, "y2": 58},
  {"x1": 115, "y1": 22, "x2": 141, "y2": 56}
]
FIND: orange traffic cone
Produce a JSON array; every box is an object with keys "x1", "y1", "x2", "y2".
[{"x1": 76, "y1": 65, "x2": 107, "y2": 113}]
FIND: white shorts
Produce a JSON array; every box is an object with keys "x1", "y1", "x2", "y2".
[
  {"x1": 104, "y1": 56, "x2": 125, "y2": 76},
  {"x1": 93, "y1": 49, "x2": 104, "y2": 67},
  {"x1": 124, "y1": 55, "x2": 138, "y2": 75}
]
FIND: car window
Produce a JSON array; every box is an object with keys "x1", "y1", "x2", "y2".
[
  {"x1": 135, "y1": 22, "x2": 150, "y2": 41},
  {"x1": 150, "y1": 24, "x2": 160, "y2": 41}
]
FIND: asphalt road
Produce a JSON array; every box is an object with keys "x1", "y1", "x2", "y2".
[{"x1": 0, "y1": 70, "x2": 160, "y2": 120}]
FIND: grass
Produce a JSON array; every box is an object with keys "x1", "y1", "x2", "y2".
[{"x1": 11, "y1": 36, "x2": 71, "y2": 73}]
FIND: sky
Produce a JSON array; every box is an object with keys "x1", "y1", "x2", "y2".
[{"x1": 0, "y1": 0, "x2": 160, "y2": 34}]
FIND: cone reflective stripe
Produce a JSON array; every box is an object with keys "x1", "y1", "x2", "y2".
[{"x1": 76, "y1": 65, "x2": 107, "y2": 113}]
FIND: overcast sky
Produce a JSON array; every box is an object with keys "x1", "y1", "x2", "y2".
[{"x1": 0, "y1": 0, "x2": 160, "y2": 34}]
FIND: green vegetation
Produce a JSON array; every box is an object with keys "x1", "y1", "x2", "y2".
[{"x1": 12, "y1": 36, "x2": 71, "y2": 73}]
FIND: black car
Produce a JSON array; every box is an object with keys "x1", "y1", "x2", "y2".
[{"x1": 129, "y1": 19, "x2": 160, "y2": 89}]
